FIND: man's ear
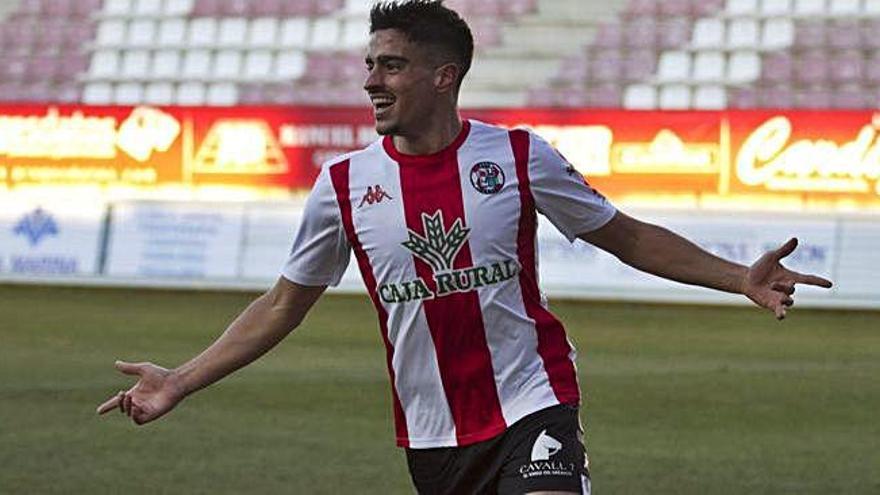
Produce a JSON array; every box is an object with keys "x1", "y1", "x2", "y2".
[{"x1": 434, "y1": 63, "x2": 461, "y2": 94}]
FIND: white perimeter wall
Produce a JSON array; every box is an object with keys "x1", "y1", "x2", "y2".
[{"x1": 1, "y1": 199, "x2": 877, "y2": 309}]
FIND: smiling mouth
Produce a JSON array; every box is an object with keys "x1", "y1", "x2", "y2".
[{"x1": 370, "y1": 95, "x2": 396, "y2": 116}]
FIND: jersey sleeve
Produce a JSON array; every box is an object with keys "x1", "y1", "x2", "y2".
[
  {"x1": 528, "y1": 131, "x2": 617, "y2": 242},
  {"x1": 280, "y1": 165, "x2": 351, "y2": 286}
]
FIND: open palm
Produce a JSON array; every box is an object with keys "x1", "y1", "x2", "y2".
[
  {"x1": 742, "y1": 238, "x2": 833, "y2": 320},
  {"x1": 96, "y1": 361, "x2": 186, "y2": 425}
]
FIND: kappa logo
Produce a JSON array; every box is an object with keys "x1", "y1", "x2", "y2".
[
  {"x1": 470, "y1": 161, "x2": 505, "y2": 194},
  {"x1": 13, "y1": 208, "x2": 59, "y2": 246},
  {"x1": 358, "y1": 184, "x2": 393, "y2": 208},
  {"x1": 531, "y1": 430, "x2": 562, "y2": 461}
]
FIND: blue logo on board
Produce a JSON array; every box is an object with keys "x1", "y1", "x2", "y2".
[{"x1": 13, "y1": 208, "x2": 59, "y2": 246}]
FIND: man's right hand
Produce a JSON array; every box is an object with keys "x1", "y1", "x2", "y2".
[{"x1": 96, "y1": 361, "x2": 187, "y2": 425}]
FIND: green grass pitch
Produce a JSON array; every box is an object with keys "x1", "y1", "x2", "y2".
[{"x1": 1, "y1": 284, "x2": 878, "y2": 494}]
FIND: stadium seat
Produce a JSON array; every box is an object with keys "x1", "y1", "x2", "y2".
[
  {"x1": 248, "y1": 18, "x2": 280, "y2": 47},
  {"x1": 134, "y1": 0, "x2": 162, "y2": 16},
  {"x1": 692, "y1": 18, "x2": 726, "y2": 49},
  {"x1": 730, "y1": 87, "x2": 758, "y2": 108},
  {"x1": 128, "y1": 20, "x2": 157, "y2": 47},
  {"x1": 624, "y1": 0, "x2": 659, "y2": 18},
  {"x1": 590, "y1": 51, "x2": 624, "y2": 82},
  {"x1": 222, "y1": 0, "x2": 253, "y2": 17},
  {"x1": 243, "y1": 50, "x2": 274, "y2": 80},
  {"x1": 726, "y1": 0, "x2": 759, "y2": 16},
  {"x1": 158, "y1": 19, "x2": 188, "y2": 46},
  {"x1": 341, "y1": 19, "x2": 370, "y2": 49},
  {"x1": 82, "y1": 82, "x2": 114, "y2": 103},
  {"x1": 794, "y1": 22, "x2": 827, "y2": 50},
  {"x1": 794, "y1": 50, "x2": 829, "y2": 84},
  {"x1": 692, "y1": 51, "x2": 726, "y2": 82},
  {"x1": 114, "y1": 82, "x2": 144, "y2": 105},
  {"x1": 830, "y1": 50, "x2": 865, "y2": 83},
  {"x1": 794, "y1": 86, "x2": 832, "y2": 108},
  {"x1": 727, "y1": 51, "x2": 761, "y2": 82},
  {"x1": 552, "y1": 54, "x2": 590, "y2": 85},
  {"x1": 623, "y1": 84, "x2": 657, "y2": 109},
  {"x1": 164, "y1": 0, "x2": 195, "y2": 16},
  {"x1": 279, "y1": 18, "x2": 310, "y2": 47},
  {"x1": 182, "y1": 49, "x2": 213, "y2": 79},
  {"x1": 693, "y1": 85, "x2": 727, "y2": 109},
  {"x1": 659, "y1": 0, "x2": 692, "y2": 17},
  {"x1": 625, "y1": 19, "x2": 658, "y2": 49},
  {"x1": 658, "y1": 18, "x2": 691, "y2": 49},
  {"x1": 593, "y1": 23, "x2": 624, "y2": 50},
  {"x1": 793, "y1": 0, "x2": 825, "y2": 15},
  {"x1": 761, "y1": 0, "x2": 793, "y2": 15},
  {"x1": 862, "y1": 19, "x2": 880, "y2": 49},
  {"x1": 657, "y1": 51, "x2": 691, "y2": 81},
  {"x1": 206, "y1": 82, "x2": 238, "y2": 105},
  {"x1": 623, "y1": 50, "x2": 657, "y2": 81},
  {"x1": 761, "y1": 18, "x2": 794, "y2": 48},
  {"x1": 177, "y1": 81, "x2": 206, "y2": 104},
  {"x1": 103, "y1": 0, "x2": 133, "y2": 16},
  {"x1": 761, "y1": 52, "x2": 794, "y2": 82},
  {"x1": 275, "y1": 50, "x2": 307, "y2": 80},
  {"x1": 96, "y1": 20, "x2": 127, "y2": 47},
  {"x1": 121, "y1": 50, "x2": 151, "y2": 78},
  {"x1": 728, "y1": 19, "x2": 760, "y2": 48},
  {"x1": 54, "y1": 82, "x2": 81, "y2": 103},
  {"x1": 865, "y1": 52, "x2": 880, "y2": 83},
  {"x1": 658, "y1": 84, "x2": 691, "y2": 109},
  {"x1": 832, "y1": 85, "x2": 869, "y2": 108},
  {"x1": 218, "y1": 18, "x2": 249, "y2": 46},
  {"x1": 89, "y1": 50, "x2": 120, "y2": 78},
  {"x1": 828, "y1": 0, "x2": 861, "y2": 15},
  {"x1": 214, "y1": 50, "x2": 244, "y2": 78},
  {"x1": 26, "y1": 56, "x2": 58, "y2": 82},
  {"x1": 189, "y1": 18, "x2": 218, "y2": 47},
  {"x1": 72, "y1": 0, "x2": 103, "y2": 18},
  {"x1": 828, "y1": 20, "x2": 861, "y2": 50},
  {"x1": 587, "y1": 84, "x2": 622, "y2": 108},
  {"x1": 310, "y1": 18, "x2": 340, "y2": 49},
  {"x1": 152, "y1": 50, "x2": 182, "y2": 78},
  {"x1": 694, "y1": 0, "x2": 726, "y2": 16},
  {"x1": 760, "y1": 85, "x2": 795, "y2": 107},
  {"x1": 144, "y1": 81, "x2": 175, "y2": 104}
]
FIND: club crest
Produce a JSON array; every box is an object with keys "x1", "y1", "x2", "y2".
[{"x1": 469, "y1": 162, "x2": 505, "y2": 195}]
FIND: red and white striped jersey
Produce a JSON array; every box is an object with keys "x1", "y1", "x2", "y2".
[{"x1": 282, "y1": 120, "x2": 616, "y2": 448}]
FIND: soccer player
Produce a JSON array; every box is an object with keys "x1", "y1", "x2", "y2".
[{"x1": 97, "y1": 1, "x2": 833, "y2": 493}]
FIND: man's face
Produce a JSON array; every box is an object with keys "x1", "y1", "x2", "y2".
[{"x1": 364, "y1": 29, "x2": 439, "y2": 136}]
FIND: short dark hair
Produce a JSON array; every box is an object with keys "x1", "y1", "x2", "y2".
[{"x1": 369, "y1": 0, "x2": 474, "y2": 88}]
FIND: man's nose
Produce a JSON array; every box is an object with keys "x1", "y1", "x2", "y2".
[{"x1": 364, "y1": 68, "x2": 381, "y2": 91}]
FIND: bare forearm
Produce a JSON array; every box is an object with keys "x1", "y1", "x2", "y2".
[
  {"x1": 171, "y1": 280, "x2": 324, "y2": 397},
  {"x1": 617, "y1": 222, "x2": 747, "y2": 294},
  {"x1": 172, "y1": 292, "x2": 299, "y2": 395}
]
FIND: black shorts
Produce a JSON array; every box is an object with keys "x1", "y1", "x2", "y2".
[{"x1": 405, "y1": 404, "x2": 591, "y2": 495}]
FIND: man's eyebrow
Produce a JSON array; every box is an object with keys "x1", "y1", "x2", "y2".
[{"x1": 366, "y1": 55, "x2": 410, "y2": 64}]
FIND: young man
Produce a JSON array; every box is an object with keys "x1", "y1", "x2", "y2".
[{"x1": 97, "y1": 1, "x2": 833, "y2": 493}]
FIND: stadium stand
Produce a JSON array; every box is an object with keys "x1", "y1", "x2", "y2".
[{"x1": 0, "y1": 0, "x2": 878, "y2": 109}]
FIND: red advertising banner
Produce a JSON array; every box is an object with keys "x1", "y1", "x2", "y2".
[{"x1": 1, "y1": 105, "x2": 878, "y2": 210}]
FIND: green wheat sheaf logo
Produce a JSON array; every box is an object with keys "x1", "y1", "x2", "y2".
[
  {"x1": 402, "y1": 211, "x2": 470, "y2": 272},
  {"x1": 380, "y1": 210, "x2": 518, "y2": 304}
]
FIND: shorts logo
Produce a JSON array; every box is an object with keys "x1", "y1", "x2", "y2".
[
  {"x1": 518, "y1": 429, "x2": 575, "y2": 480},
  {"x1": 469, "y1": 162, "x2": 505, "y2": 194},
  {"x1": 531, "y1": 429, "x2": 562, "y2": 461}
]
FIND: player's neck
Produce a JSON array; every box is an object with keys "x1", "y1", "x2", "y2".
[{"x1": 393, "y1": 113, "x2": 463, "y2": 156}]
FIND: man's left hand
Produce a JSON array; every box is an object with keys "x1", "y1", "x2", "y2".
[{"x1": 742, "y1": 238, "x2": 833, "y2": 320}]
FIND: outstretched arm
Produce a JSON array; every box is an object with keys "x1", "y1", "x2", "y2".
[
  {"x1": 96, "y1": 277, "x2": 326, "y2": 424},
  {"x1": 579, "y1": 211, "x2": 832, "y2": 319}
]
